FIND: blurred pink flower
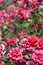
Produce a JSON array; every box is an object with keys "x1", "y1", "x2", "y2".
[
  {"x1": 8, "y1": 48, "x2": 24, "y2": 62},
  {"x1": 0, "y1": 60, "x2": 4, "y2": 65},
  {"x1": 18, "y1": 8, "x2": 31, "y2": 20},
  {"x1": 5, "y1": 38, "x2": 19, "y2": 46},
  {"x1": 7, "y1": 5, "x2": 19, "y2": 17},
  {"x1": 29, "y1": 0, "x2": 40, "y2": 10},
  {"x1": 18, "y1": 0, "x2": 29, "y2": 7},
  {"x1": 9, "y1": 24, "x2": 16, "y2": 29},
  {"x1": 18, "y1": 31, "x2": 25, "y2": 37},
  {"x1": 13, "y1": 0, "x2": 18, "y2": 3},
  {"x1": 0, "y1": 0, "x2": 4, "y2": 6},
  {"x1": 31, "y1": 50, "x2": 43, "y2": 64}
]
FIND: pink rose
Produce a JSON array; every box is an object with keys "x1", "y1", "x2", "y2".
[
  {"x1": 8, "y1": 48, "x2": 24, "y2": 62},
  {"x1": 31, "y1": 50, "x2": 43, "y2": 64},
  {"x1": 18, "y1": 31, "x2": 25, "y2": 37},
  {"x1": 5, "y1": 38, "x2": 19, "y2": 46}
]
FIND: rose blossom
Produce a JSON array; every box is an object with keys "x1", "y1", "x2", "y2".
[
  {"x1": 18, "y1": 8, "x2": 31, "y2": 20},
  {"x1": 19, "y1": 35, "x2": 39, "y2": 50},
  {"x1": 36, "y1": 37, "x2": 43, "y2": 49},
  {"x1": 29, "y1": 0, "x2": 41, "y2": 10},
  {"x1": 26, "y1": 35, "x2": 39, "y2": 47},
  {"x1": 5, "y1": 38, "x2": 19, "y2": 46},
  {"x1": 24, "y1": 35, "x2": 43, "y2": 49},
  {"x1": 27, "y1": 35, "x2": 43, "y2": 49},
  {"x1": 19, "y1": 38, "x2": 35, "y2": 51},
  {"x1": 9, "y1": 24, "x2": 16, "y2": 29},
  {"x1": 18, "y1": 31, "x2": 25, "y2": 37},
  {"x1": 20, "y1": 35, "x2": 43, "y2": 50},
  {"x1": 31, "y1": 50, "x2": 43, "y2": 64},
  {"x1": 7, "y1": 5, "x2": 19, "y2": 17},
  {"x1": 7, "y1": 48, "x2": 24, "y2": 62}
]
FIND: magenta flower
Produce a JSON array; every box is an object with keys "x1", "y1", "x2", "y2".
[
  {"x1": 31, "y1": 50, "x2": 43, "y2": 64},
  {"x1": 9, "y1": 24, "x2": 16, "y2": 29},
  {"x1": 19, "y1": 38, "x2": 34, "y2": 51},
  {"x1": 29, "y1": 0, "x2": 40, "y2": 10},
  {"x1": 18, "y1": 8, "x2": 31, "y2": 20},
  {"x1": 7, "y1": 5, "x2": 19, "y2": 17},
  {"x1": 18, "y1": 31, "x2": 25, "y2": 37},
  {"x1": 8, "y1": 48, "x2": 24, "y2": 62},
  {"x1": 5, "y1": 38, "x2": 19, "y2": 46},
  {"x1": 18, "y1": 0, "x2": 29, "y2": 7},
  {"x1": 20, "y1": 35, "x2": 43, "y2": 51}
]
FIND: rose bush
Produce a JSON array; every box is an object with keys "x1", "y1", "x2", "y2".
[{"x1": 0, "y1": 0, "x2": 43, "y2": 65}]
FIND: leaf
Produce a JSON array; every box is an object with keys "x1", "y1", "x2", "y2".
[{"x1": 2, "y1": 55, "x2": 7, "y2": 61}]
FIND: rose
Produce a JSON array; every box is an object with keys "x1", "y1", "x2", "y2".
[
  {"x1": 31, "y1": 50, "x2": 43, "y2": 64},
  {"x1": 8, "y1": 48, "x2": 24, "y2": 62}
]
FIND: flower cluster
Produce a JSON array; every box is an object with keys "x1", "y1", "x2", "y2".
[
  {"x1": 20, "y1": 35, "x2": 43, "y2": 64},
  {"x1": 0, "y1": 0, "x2": 42, "y2": 28},
  {"x1": 7, "y1": 35, "x2": 43, "y2": 65},
  {"x1": 20, "y1": 35, "x2": 43, "y2": 50},
  {"x1": 29, "y1": 0, "x2": 40, "y2": 10},
  {"x1": 0, "y1": 0, "x2": 43, "y2": 65},
  {"x1": 0, "y1": 10, "x2": 13, "y2": 28},
  {"x1": 7, "y1": 5, "x2": 31, "y2": 20}
]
